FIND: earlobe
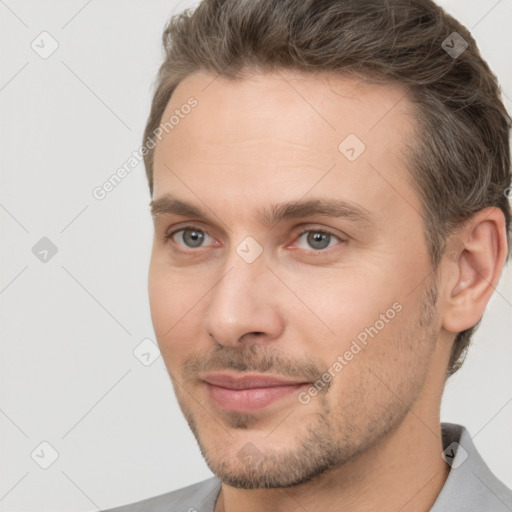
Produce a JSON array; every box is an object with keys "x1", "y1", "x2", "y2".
[{"x1": 441, "y1": 207, "x2": 507, "y2": 334}]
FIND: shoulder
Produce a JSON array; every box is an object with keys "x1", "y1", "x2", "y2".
[
  {"x1": 431, "y1": 422, "x2": 512, "y2": 512},
  {"x1": 101, "y1": 476, "x2": 222, "y2": 512}
]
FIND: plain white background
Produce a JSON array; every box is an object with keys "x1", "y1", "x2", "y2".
[{"x1": 0, "y1": 0, "x2": 511, "y2": 510}]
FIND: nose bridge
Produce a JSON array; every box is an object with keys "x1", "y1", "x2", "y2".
[{"x1": 203, "y1": 243, "x2": 283, "y2": 346}]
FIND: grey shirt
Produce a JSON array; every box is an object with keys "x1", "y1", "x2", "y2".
[{"x1": 103, "y1": 422, "x2": 512, "y2": 511}]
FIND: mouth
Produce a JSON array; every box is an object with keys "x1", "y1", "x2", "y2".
[{"x1": 200, "y1": 372, "x2": 311, "y2": 412}]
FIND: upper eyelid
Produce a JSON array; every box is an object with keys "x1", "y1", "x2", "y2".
[{"x1": 295, "y1": 226, "x2": 343, "y2": 238}]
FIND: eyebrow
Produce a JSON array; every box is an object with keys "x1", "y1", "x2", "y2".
[{"x1": 149, "y1": 194, "x2": 374, "y2": 227}]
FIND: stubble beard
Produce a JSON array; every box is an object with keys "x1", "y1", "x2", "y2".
[{"x1": 169, "y1": 281, "x2": 439, "y2": 489}]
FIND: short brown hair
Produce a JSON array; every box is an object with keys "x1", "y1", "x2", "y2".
[{"x1": 143, "y1": 0, "x2": 511, "y2": 377}]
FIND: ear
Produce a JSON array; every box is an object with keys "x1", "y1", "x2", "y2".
[{"x1": 441, "y1": 207, "x2": 509, "y2": 334}]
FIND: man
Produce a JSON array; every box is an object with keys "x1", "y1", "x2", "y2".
[{"x1": 105, "y1": 0, "x2": 512, "y2": 510}]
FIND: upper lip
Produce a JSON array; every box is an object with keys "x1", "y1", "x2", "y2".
[{"x1": 201, "y1": 372, "x2": 309, "y2": 389}]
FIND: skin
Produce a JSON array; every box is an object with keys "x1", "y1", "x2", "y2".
[{"x1": 148, "y1": 70, "x2": 508, "y2": 512}]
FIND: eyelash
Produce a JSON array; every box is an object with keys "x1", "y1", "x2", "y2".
[{"x1": 163, "y1": 223, "x2": 344, "y2": 254}]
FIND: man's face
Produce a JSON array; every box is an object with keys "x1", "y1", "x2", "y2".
[{"x1": 148, "y1": 70, "x2": 443, "y2": 488}]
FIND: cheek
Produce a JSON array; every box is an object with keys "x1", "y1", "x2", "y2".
[
  {"x1": 286, "y1": 272, "x2": 419, "y2": 404},
  {"x1": 148, "y1": 259, "x2": 207, "y2": 349},
  {"x1": 320, "y1": 307, "x2": 429, "y2": 424},
  {"x1": 287, "y1": 268, "x2": 402, "y2": 351}
]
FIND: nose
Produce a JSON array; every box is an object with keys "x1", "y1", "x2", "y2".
[{"x1": 203, "y1": 255, "x2": 285, "y2": 348}]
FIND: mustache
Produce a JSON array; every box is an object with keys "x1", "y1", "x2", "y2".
[{"x1": 180, "y1": 344, "x2": 325, "y2": 383}]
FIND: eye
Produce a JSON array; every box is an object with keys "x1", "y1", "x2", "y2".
[
  {"x1": 163, "y1": 224, "x2": 345, "y2": 254},
  {"x1": 294, "y1": 228, "x2": 344, "y2": 251},
  {"x1": 165, "y1": 225, "x2": 215, "y2": 249}
]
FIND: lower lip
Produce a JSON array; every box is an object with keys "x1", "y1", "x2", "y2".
[{"x1": 205, "y1": 382, "x2": 308, "y2": 412}]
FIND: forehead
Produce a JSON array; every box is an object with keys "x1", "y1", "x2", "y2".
[{"x1": 152, "y1": 70, "x2": 418, "y2": 219}]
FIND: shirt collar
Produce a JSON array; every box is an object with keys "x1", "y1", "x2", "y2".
[{"x1": 430, "y1": 422, "x2": 512, "y2": 511}]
